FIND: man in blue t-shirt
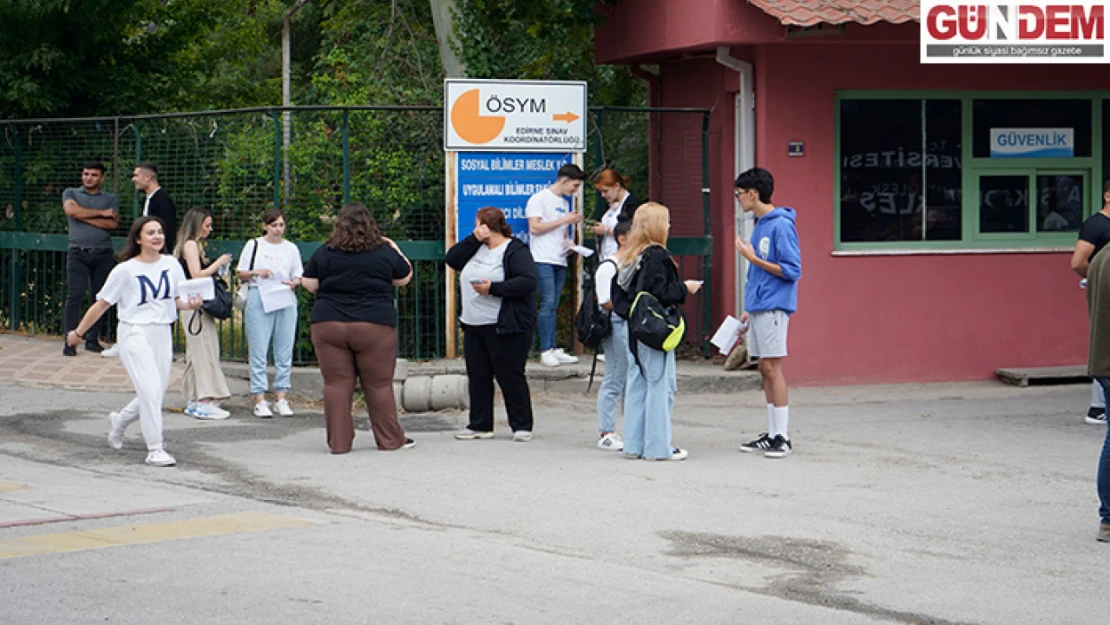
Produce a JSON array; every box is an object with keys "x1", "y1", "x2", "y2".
[
  {"x1": 62, "y1": 161, "x2": 119, "y2": 356},
  {"x1": 733, "y1": 167, "x2": 802, "y2": 459}
]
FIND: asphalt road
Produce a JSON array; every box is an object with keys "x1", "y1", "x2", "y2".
[{"x1": 0, "y1": 381, "x2": 1106, "y2": 625}]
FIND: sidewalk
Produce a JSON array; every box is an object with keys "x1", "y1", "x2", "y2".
[{"x1": 0, "y1": 333, "x2": 762, "y2": 401}]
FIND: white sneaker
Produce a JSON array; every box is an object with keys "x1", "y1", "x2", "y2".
[
  {"x1": 513, "y1": 430, "x2": 533, "y2": 442},
  {"x1": 145, "y1": 449, "x2": 176, "y2": 467},
  {"x1": 107, "y1": 412, "x2": 124, "y2": 450},
  {"x1": 541, "y1": 350, "x2": 560, "y2": 367},
  {"x1": 274, "y1": 399, "x2": 294, "y2": 417},
  {"x1": 553, "y1": 348, "x2": 579, "y2": 364},
  {"x1": 597, "y1": 354, "x2": 606, "y2": 363},
  {"x1": 101, "y1": 344, "x2": 119, "y2": 358},
  {"x1": 455, "y1": 428, "x2": 494, "y2": 440},
  {"x1": 183, "y1": 401, "x2": 198, "y2": 417},
  {"x1": 253, "y1": 401, "x2": 273, "y2": 418},
  {"x1": 193, "y1": 402, "x2": 230, "y2": 420},
  {"x1": 597, "y1": 433, "x2": 623, "y2": 451}
]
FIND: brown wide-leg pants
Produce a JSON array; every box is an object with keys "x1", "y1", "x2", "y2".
[{"x1": 310, "y1": 320, "x2": 405, "y2": 453}]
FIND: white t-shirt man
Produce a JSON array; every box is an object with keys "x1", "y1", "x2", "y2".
[
  {"x1": 97, "y1": 255, "x2": 186, "y2": 325},
  {"x1": 526, "y1": 188, "x2": 571, "y2": 266},
  {"x1": 236, "y1": 238, "x2": 304, "y2": 285}
]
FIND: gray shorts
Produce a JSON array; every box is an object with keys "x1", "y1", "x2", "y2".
[{"x1": 748, "y1": 310, "x2": 789, "y2": 359}]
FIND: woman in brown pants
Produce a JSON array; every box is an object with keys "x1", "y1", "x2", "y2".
[{"x1": 300, "y1": 203, "x2": 414, "y2": 453}]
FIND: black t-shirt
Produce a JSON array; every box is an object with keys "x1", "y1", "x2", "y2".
[
  {"x1": 1079, "y1": 213, "x2": 1110, "y2": 260},
  {"x1": 303, "y1": 244, "x2": 410, "y2": 326}
]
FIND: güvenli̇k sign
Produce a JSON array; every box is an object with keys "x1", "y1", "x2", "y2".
[{"x1": 920, "y1": 1, "x2": 1109, "y2": 63}]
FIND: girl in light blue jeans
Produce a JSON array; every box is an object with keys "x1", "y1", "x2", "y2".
[{"x1": 237, "y1": 209, "x2": 303, "y2": 417}]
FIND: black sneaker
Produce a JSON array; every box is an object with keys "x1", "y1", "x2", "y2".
[
  {"x1": 739, "y1": 433, "x2": 773, "y2": 453},
  {"x1": 62, "y1": 343, "x2": 76, "y2": 357},
  {"x1": 1087, "y1": 407, "x2": 1107, "y2": 425},
  {"x1": 764, "y1": 435, "x2": 793, "y2": 459},
  {"x1": 84, "y1": 341, "x2": 104, "y2": 354}
]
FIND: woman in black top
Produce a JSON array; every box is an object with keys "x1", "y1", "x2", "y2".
[
  {"x1": 301, "y1": 203, "x2": 414, "y2": 454},
  {"x1": 614, "y1": 202, "x2": 701, "y2": 461},
  {"x1": 446, "y1": 207, "x2": 538, "y2": 441}
]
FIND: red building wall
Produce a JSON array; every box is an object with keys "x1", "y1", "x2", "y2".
[{"x1": 658, "y1": 41, "x2": 1107, "y2": 384}]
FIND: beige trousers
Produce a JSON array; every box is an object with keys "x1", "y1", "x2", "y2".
[{"x1": 180, "y1": 310, "x2": 231, "y2": 402}]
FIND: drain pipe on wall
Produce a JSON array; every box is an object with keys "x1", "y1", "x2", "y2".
[{"x1": 715, "y1": 46, "x2": 755, "y2": 317}]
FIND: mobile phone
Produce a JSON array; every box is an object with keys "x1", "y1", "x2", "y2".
[{"x1": 469, "y1": 278, "x2": 484, "y2": 284}]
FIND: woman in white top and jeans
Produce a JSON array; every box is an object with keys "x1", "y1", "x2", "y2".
[
  {"x1": 66, "y1": 216, "x2": 202, "y2": 467},
  {"x1": 237, "y1": 209, "x2": 303, "y2": 418}
]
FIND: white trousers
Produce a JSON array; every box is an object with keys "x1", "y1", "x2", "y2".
[{"x1": 116, "y1": 322, "x2": 173, "y2": 451}]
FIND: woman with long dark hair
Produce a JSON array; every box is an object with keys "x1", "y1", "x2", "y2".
[
  {"x1": 65, "y1": 216, "x2": 202, "y2": 466},
  {"x1": 614, "y1": 202, "x2": 701, "y2": 461},
  {"x1": 174, "y1": 207, "x2": 233, "y2": 420},
  {"x1": 301, "y1": 203, "x2": 414, "y2": 454},
  {"x1": 446, "y1": 207, "x2": 538, "y2": 442}
]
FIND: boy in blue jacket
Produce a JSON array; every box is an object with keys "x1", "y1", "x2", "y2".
[{"x1": 733, "y1": 167, "x2": 802, "y2": 458}]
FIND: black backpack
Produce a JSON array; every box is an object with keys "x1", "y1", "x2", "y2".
[{"x1": 575, "y1": 259, "x2": 615, "y2": 348}]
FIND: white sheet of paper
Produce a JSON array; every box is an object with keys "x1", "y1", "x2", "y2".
[
  {"x1": 257, "y1": 271, "x2": 296, "y2": 313},
  {"x1": 710, "y1": 315, "x2": 746, "y2": 355},
  {"x1": 569, "y1": 244, "x2": 595, "y2": 258},
  {"x1": 179, "y1": 277, "x2": 215, "y2": 301}
]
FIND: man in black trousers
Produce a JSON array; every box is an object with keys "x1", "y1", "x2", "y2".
[
  {"x1": 131, "y1": 162, "x2": 177, "y2": 253},
  {"x1": 62, "y1": 161, "x2": 119, "y2": 356}
]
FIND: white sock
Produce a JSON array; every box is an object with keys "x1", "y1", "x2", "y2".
[
  {"x1": 767, "y1": 403, "x2": 776, "y2": 437},
  {"x1": 773, "y1": 406, "x2": 790, "y2": 440}
]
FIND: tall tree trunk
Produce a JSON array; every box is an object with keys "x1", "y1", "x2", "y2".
[{"x1": 429, "y1": 0, "x2": 465, "y2": 77}]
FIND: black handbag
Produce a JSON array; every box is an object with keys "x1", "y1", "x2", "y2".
[
  {"x1": 626, "y1": 249, "x2": 685, "y2": 352},
  {"x1": 189, "y1": 275, "x2": 233, "y2": 335}
]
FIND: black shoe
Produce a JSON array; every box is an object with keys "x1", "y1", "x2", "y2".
[
  {"x1": 62, "y1": 343, "x2": 76, "y2": 357},
  {"x1": 1087, "y1": 407, "x2": 1107, "y2": 425},
  {"x1": 84, "y1": 341, "x2": 104, "y2": 354},
  {"x1": 764, "y1": 435, "x2": 793, "y2": 459},
  {"x1": 739, "y1": 432, "x2": 773, "y2": 453}
]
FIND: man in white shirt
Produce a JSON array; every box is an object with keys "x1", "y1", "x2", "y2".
[{"x1": 527, "y1": 163, "x2": 585, "y2": 367}]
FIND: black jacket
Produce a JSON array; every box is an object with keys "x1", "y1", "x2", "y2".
[
  {"x1": 445, "y1": 235, "x2": 538, "y2": 335},
  {"x1": 146, "y1": 189, "x2": 178, "y2": 253},
  {"x1": 615, "y1": 192, "x2": 647, "y2": 227},
  {"x1": 613, "y1": 244, "x2": 686, "y2": 319}
]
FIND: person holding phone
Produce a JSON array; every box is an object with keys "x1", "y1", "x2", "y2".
[
  {"x1": 174, "y1": 208, "x2": 233, "y2": 420},
  {"x1": 447, "y1": 207, "x2": 538, "y2": 442}
]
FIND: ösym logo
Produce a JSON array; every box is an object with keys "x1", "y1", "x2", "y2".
[{"x1": 921, "y1": 1, "x2": 1109, "y2": 63}]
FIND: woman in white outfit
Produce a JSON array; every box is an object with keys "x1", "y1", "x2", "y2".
[
  {"x1": 66, "y1": 216, "x2": 202, "y2": 466},
  {"x1": 237, "y1": 209, "x2": 303, "y2": 418}
]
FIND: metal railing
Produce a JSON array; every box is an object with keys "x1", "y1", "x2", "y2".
[{"x1": 0, "y1": 105, "x2": 711, "y2": 362}]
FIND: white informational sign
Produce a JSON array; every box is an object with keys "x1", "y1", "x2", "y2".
[
  {"x1": 921, "y1": 1, "x2": 1110, "y2": 64},
  {"x1": 444, "y1": 79, "x2": 587, "y2": 152},
  {"x1": 989, "y1": 128, "x2": 1075, "y2": 158}
]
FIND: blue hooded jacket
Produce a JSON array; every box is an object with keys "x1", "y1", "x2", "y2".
[{"x1": 744, "y1": 207, "x2": 801, "y2": 314}]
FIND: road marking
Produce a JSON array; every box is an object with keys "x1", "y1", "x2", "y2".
[
  {"x1": 0, "y1": 482, "x2": 28, "y2": 493},
  {"x1": 0, "y1": 511, "x2": 311, "y2": 560}
]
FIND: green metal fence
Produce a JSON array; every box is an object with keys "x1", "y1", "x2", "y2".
[{"x1": 0, "y1": 105, "x2": 711, "y2": 362}]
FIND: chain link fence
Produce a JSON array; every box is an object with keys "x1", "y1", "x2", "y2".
[{"x1": 0, "y1": 106, "x2": 710, "y2": 362}]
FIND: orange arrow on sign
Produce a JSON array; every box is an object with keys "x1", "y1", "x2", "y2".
[{"x1": 553, "y1": 112, "x2": 579, "y2": 123}]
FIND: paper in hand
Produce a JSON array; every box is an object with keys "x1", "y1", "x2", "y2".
[
  {"x1": 179, "y1": 277, "x2": 215, "y2": 301},
  {"x1": 569, "y1": 244, "x2": 595, "y2": 258},
  {"x1": 710, "y1": 315, "x2": 747, "y2": 355}
]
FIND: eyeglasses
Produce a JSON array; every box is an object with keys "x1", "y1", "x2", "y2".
[{"x1": 733, "y1": 189, "x2": 743, "y2": 198}]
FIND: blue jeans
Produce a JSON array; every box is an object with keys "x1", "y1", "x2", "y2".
[
  {"x1": 596, "y1": 316, "x2": 628, "y2": 434},
  {"x1": 245, "y1": 287, "x2": 298, "y2": 395},
  {"x1": 623, "y1": 339, "x2": 677, "y2": 459},
  {"x1": 535, "y1": 262, "x2": 567, "y2": 352},
  {"x1": 1095, "y1": 378, "x2": 1110, "y2": 524}
]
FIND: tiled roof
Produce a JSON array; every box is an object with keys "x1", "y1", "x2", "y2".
[{"x1": 748, "y1": 0, "x2": 919, "y2": 27}]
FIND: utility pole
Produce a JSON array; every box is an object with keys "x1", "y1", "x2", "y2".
[{"x1": 282, "y1": 0, "x2": 311, "y2": 203}]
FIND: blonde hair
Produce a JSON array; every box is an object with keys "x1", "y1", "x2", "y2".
[
  {"x1": 616, "y1": 202, "x2": 670, "y2": 268},
  {"x1": 174, "y1": 207, "x2": 211, "y2": 262}
]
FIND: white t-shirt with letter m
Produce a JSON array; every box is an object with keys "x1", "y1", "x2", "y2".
[{"x1": 97, "y1": 255, "x2": 186, "y2": 325}]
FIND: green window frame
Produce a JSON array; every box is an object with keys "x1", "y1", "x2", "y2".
[{"x1": 834, "y1": 91, "x2": 1106, "y2": 252}]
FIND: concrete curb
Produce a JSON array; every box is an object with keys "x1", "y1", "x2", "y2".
[{"x1": 222, "y1": 357, "x2": 763, "y2": 407}]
